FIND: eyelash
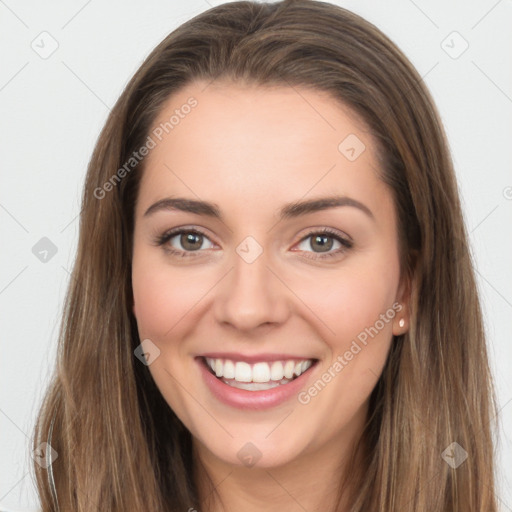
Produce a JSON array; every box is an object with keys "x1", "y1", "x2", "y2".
[{"x1": 154, "y1": 226, "x2": 353, "y2": 261}]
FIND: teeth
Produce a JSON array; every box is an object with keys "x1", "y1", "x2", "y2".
[
  {"x1": 235, "y1": 362, "x2": 252, "y2": 382},
  {"x1": 205, "y1": 357, "x2": 315, "y2": 384},
  {"x1": 223, "y1": 359, "x2": 235, "y2": 379},
  {"x1": 302, "y1": 360, "x2": 312, "y2": 373},
  {"x1": 253, "y1": 362, "x2": 270, "y2": 383},
  {"x1": 223, "y1": 379, "x2": 290, "y2": 391},
  {"x1": 284, "y1": 360, "x2": 295, "y2": 379},
  {"x1": 214, "y1": 358, "x2": 223, "y2": 378},
  {"x1": 270, "y1": 361, "x2": 284, "y2": 381}
]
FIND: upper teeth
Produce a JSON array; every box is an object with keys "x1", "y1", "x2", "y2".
[{"x1": 205, "y1": 357, "x2": 314, "y2": 383}]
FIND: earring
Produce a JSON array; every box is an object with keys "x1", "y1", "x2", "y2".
[{"x1": 398, "y1": 318, "x2": 405, "y2": 328}]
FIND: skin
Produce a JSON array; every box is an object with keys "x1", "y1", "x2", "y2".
[{"x1": 131, "y1": 80, "x2": 411, "y2": 512}]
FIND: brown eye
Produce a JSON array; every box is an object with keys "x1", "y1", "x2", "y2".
[
  {"x1": 309, "y1": 234, "x2": 335, "y2": 253},
  {"x1": 178, "y1": 232, "x2": 204, "y2": 251},
  {"x1": 156, "y1": 228, "x2": 215, "y2": 257},
  {"x1": 295, "y1": 229, "x2": 353, "y2": 260}
]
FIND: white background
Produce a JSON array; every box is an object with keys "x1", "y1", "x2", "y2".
[{"x1": 1, "y1": 0, "x2": 511, "y2": 510}]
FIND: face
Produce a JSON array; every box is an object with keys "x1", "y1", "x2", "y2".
[{"x1": 131, "y1": 80, "x2": 409, "y2": 470}]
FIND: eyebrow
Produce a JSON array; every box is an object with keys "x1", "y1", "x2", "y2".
[{"x1": 143, "y1": 195, "x2": 375, "y2": 221}]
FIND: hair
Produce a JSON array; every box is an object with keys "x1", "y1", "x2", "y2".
[{"x1": 32, "y1": 0, "x2": 499, "y2": 510}]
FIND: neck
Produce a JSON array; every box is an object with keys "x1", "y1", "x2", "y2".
[{"x1": 192, "y1": 414, "x2": 367, "y2": 512}]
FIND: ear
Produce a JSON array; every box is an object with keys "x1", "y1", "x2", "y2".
[{"x1": 392, "y1": 272, "x2": 414, "y2": 336}]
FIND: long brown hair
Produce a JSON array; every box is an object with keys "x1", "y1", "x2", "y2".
[{"x1": 32, "y1": 1, "x2": 499, "y2": 510}]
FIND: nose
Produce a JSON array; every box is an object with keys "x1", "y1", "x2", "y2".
[{"x1": 213, "y1": 245, "x2": 291, "y2": 333}]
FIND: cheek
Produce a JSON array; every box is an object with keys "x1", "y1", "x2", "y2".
[
  {"x1": 293, "y1": 260, "x2": 399, "y2": 349},
  {"x1": 131, "y1": 248, "x2": 220, "y2": 344},
  {"x1": 132, "y1": 246, "x2": 184, "y2": 337},
  {"x1": 131, "y1": 259, "x2": 199, "y2": 407},
  {"x1": 296, "y1": 271, "x2": 398, "y2": 426},
  {"x1": 133, "y1": 266, "x2": 192, "y2": 338},
  {"x1": 323, "y1": 263, "x2": 399, "y2": 394}
]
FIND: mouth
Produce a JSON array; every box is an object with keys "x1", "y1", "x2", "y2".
[{"x1": 198, "y1": 356, "x2": 319, "y2": 392}]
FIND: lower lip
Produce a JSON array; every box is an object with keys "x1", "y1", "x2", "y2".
[{"x1": 196, "y1": 357, "x2": 318, "y2": 410}]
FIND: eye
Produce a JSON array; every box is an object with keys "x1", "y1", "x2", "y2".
[
  {"x1": 294, "y1": 228, "x2": 353, "y2": 260},
  {"x1": 155, "y1": 228, "x2": 215, "y2": 257},
  {"x1": 154, "y1": 226, "x2": 353, "y2": 260}
]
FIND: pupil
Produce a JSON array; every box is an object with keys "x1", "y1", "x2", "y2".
[
  {"x1": 312, "y1": 234, "x2": 332, "y2": 252},
  {"x1": 179, "y1": 233, "x2": 334, "y2": 253},
  {"x1": 182, "y1": 233, "x2": 201, "y2": 251}
]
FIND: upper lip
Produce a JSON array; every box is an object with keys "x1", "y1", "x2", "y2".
[{"x1": 198, "y1": 352, "x2": 317, "y2": 364}]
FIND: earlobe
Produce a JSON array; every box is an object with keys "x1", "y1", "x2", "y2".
[
  {"x1": 394, "y1": 276, "x2": 413, "y2": 335},
  {"x1": 393, "y1": 303, "x2": 409, "y2": 335},
  {"x1": 394, "y1": 313, "x2": 407, "y2": 335}
]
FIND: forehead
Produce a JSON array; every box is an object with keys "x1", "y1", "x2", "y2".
[{"x1": 135, "y1": 80, "x2": 391, "y2": 224}]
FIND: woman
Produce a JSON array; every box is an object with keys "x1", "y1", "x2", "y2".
[{"x1": 32, "y1": 0, "x2": 499, "y2": 510}]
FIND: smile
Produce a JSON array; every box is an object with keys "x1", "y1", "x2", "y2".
[
  {"x1": 204, "y1": 357, "x2": 315, "y2": 391},
  {"x1": 196, "y1": 355, "x2": 319, "y2": 409}
]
